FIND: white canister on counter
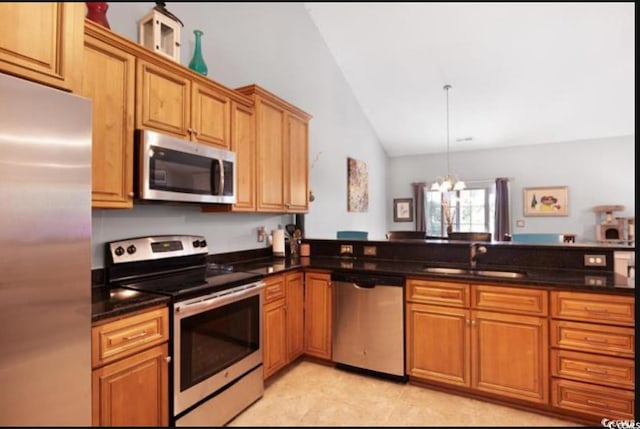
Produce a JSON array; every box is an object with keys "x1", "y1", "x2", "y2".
[{"x1": 272, "y1": 229, "x2": 285, "y2": 257}]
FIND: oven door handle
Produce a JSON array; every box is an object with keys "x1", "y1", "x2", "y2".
[{"x1": 175, "y1": 282, "x2": 265, "y2": 316}]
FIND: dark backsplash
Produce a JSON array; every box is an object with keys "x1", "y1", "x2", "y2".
[{"x1": 302, "y1": 239, "x2": 617, "y2": 272}]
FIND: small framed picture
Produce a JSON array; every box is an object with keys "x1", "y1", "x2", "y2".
[
  {"x1": 393, "y1": 198, "x2": 414, "y2": 222},
  {"x1": 523, "y1": 186, "x2": 569, "y2": 217}
]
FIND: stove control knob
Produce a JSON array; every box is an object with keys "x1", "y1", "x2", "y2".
[
  {"x1": 193, "y1": 240, "x2": 200, "y2": 248},
  {"x1": 114, "y1": 246, "x2": 125, "y2": 257},
  {"x1": 200, "y1": 240, "x2": 207, "y2": 248},
  {"x1": 127, "y1": 245, "x2": 137, "y2": 255}
]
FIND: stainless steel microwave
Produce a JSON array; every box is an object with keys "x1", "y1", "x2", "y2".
[{"x1": 136, "y1": 130, "x2": 236, "y2": 204}]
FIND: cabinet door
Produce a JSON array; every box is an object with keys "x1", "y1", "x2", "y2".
[
  {"x1": 285, "y1": 113, "x2": 309, "y2": 212},
  {"x1": 0, "y1": 3, "x2": 83, "y2": 91},
  {"x1": 81, "y1": 34, "x2": 135, "y2": 208},
  {"x1": 256, "y1": 98, "x2": 286, "y2": 212},
  {"x1": 136, "y1": 60, "x2": 191, "y2": 139},
  {"x1": 230, "y1": 102, "x2": 255, "y2": 211},
  {"x1": 471, "y1": 310, "x2": 548, "y2": 404},
  {"x1": 407, "y1": 303, "x2": 470, "y2": 387},
  {"x1": 92, "y1": 343, "x2": 168, "y2": 426},
  {"x1": 263, "y1": 299, "x2": 287, "y2": 380},
  {"x1": 191, "y1": 82, "x2": 230, "y2": 148},
  {"x1": 285, "y1": 271, "x2": 305, "y2": 361},
  {"x1": 304, "y1": 272, "x2": 332, "y2": 360}
]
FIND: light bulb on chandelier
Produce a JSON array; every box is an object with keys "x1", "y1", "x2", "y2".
[{"x1": 430, "y1": 84, "x2": 465, "y2": 193}]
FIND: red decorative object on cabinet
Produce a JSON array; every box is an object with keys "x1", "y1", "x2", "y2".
[{"x1": 86, "y1": 2, "x2": 110, "y2": 29}]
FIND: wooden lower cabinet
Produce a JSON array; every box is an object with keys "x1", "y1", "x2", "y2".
[
  {"x1": 92, "y1": 343, "x2": 169, "y2": 426},
  {"x1": 407, "y1": 280, "x2": 549, "y2": 406},
  {"x1": 304, "y1": 271, "x2": 332, "y2": 360},
  {"x1": 285, "y1": 271, "x2": 305, "y2": 361},
  {"x1": 262, "y1": 271, "x2": 304, "y2": 379},
  {"x1": 92, "y1": 306, "x2": 170, "y2": 426},
  {"x1": 550, "y1": 290, "x2": 635, "y2": 421},
  {"x1": 552, "y1": 379, "x2": 635, "y2": 420},
  {"x1": 407, "y1": 303, "x2": 470, "y2": 386},
  {"x1": 472, "y1": 310, "x2": 548, "y2": 404},
  {"x1": 263, "y1": 297, "x2": 287, "y2": 379}
]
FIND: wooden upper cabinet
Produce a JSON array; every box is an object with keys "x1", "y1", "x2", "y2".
[
  {"x1": 0, "y1": 2, "x2": 83, "y2": 91},
  {"x1": 256, "y1": 98, "x2": 286, "y2": 211},
  {"x1": 191, "y1": 82, "x2": 231, "y2": 148},
  {"x1": 231, "y1": 102, "x2": 256, "y2": 211},
  {"x1": 136, "y1": 59, "x2": 191, "y2": 139},
  {"x1": 201, "y1": 101, "x2": 256, "y2": 213},
  {"x1": 136, "y1": 59, "x2": 238, "y2": 150},
  {"x1": 81, "y1": 24, "x2": 135, "y2": 208},
  {"x1": 286, "y1": 113, "x2": 309, "y2": 212},
  {"x1": 236, "y1": 84, "x2": 312, "y2": 213}
]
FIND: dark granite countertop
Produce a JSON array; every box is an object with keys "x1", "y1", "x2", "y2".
[
  {"x1": 92, "y1": 286, "x2": 171, "y2": 323},
  {"x1": 92, "y1": 248, "x2": 633, "y2": 321},
  {"x1": 227, "y1": 256, "x2": 634, "y2": 294}
]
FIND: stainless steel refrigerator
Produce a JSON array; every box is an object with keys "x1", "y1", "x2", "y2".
[{"x1": 0, "y1": 72, "x2": 92, "y2": 425}]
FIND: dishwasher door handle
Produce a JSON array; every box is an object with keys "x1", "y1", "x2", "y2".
[{"x1": 352, "y1": 281, "x2": 376, "y2": 289}]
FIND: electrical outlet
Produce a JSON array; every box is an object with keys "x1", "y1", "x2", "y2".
[
  {"x1": 257, "y1": 226, "x2": 265, "y2": 243},
  {"x1": 340, "y1": 244, "x2": 353, "y2": 255},
  {"x1": 584, "y1": 275, "x2": 606, "y2": 286},
  {"x1": 363, "y1": 246, "x2": 377, "y2": 256},
  {"x1": 584, "y1": 254, "x2": 607, "y2": 267}
]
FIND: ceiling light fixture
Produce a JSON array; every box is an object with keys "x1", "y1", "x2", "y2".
[{"x1": 431, "y1": 84, "x2": 465, "y2": 193}]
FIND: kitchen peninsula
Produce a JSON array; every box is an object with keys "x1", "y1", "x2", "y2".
[{"x1": 92, "y1": 238, "x2": 634, "y2": 426}]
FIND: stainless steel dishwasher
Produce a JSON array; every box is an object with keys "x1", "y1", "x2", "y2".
[{"x1": 332, "y1": 271, "x2": 407, "y2": 380}]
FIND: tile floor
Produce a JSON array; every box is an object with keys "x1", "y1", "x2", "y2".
[{"x1": 227, "y1": 360, "x2": 581, "y2": 427}]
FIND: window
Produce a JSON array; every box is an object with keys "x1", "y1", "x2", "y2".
[{"x1": 424, "y1": 182, "x2": 495, "y2": 237}]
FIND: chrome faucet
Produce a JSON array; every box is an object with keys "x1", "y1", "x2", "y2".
[{"x1": 470, "y1": 243, "x2": 487, "y2": 268}]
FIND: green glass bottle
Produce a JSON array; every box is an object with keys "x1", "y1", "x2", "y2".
[{"x1": 188, "y1": 29, "x2": 208, "y2": 76}]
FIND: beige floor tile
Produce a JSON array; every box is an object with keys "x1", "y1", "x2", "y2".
[{"x1": 227, "y1": 360, "x2": 581, "y2": 427}]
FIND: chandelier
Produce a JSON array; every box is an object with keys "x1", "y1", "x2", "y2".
[{"x1": 430, "y1": 84, "x2": 465, "y2": 192}]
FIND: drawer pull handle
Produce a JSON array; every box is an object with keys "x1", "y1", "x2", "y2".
[
  {"x1": 124, "y1": 331, "x2": 148, "y2": 341},
  {"x1": 585, "y1": 307, "x2": 609, "y2": 314},
  {"x1": 586, "y1": 399, "x2": 608, "y2": 408},
  {"x1": 585, "y1": 367, "x2": 608, "y2": 375},
  {"x1": 585, "y1": 336, "x2": 609, "y2": 344}
]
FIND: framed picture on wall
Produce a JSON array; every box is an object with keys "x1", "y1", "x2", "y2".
[
  {"x1": 523, "y1": 186, "x2": 569, "y2": 216},
  {"x1": 393, "y1": 198, "x2": 414, "y2": 222}
]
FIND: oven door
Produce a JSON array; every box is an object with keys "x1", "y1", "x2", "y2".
[
  {"x1": 138, "y1": 129, "x2": 236, "y2": 204},
  {"x1": 173, "y1": 281, "x2": 264, "y2": 416}
]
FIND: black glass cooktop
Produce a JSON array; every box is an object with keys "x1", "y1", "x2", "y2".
[{"x1": 116, "y1": 264, "x2": 262, "y2": 301}]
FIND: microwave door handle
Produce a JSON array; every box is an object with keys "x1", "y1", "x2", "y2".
[{"x1": 218, "y1": 159, "x2": 224, "y2": 196}]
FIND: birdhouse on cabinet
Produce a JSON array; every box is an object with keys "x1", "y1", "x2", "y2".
[{"x1": 138, "y1": 3, "x2": 183, "y2": 62}]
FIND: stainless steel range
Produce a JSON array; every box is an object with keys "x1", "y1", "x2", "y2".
[{"x1": 105, "y1": 235, "x2": 265, "y2": 426}]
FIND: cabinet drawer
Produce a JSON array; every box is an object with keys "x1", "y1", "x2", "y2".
[
  {"x1": 551, "y1": 291, "x2": 634, "y2": 326},
  {"x1": 263, "y1": 274, "x2": 285, "y2": 304},
  {"x1": 550, "y1": 320, "x2": 634, "y2": 358},
  {"x1": 407, "y1": 279, "x2": 469, "y2": 307},
  {"x1": 472, "y1": 285, "x2": 548, "y2": 316},
  {"x1": 92, "y1": 307, "x2": 169, "y2": 368},
  {"x1": 551, "y1": 378, "x2": 635, "y2": 420},
  {"x1": 551, "y1": 349, "x2": 634, "y2": 389}
]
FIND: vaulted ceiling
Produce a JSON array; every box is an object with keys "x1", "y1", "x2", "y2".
[{"x1": 304, "y1": 3, "x2": 634, "y2": 157}]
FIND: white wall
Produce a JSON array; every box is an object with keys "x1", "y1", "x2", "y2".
[
  {"x1": 91, "y1": 3, "x2": 389, "y2": 267},
  {"x1": 388, "y1": 135, "x2": 635, "y2": 242}
]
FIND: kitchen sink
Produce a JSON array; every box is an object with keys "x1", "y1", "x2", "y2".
[
  {"x1": 423, "y1": 267, "x2": 470, "y2": 275},
  {"x1": 422, "y1": 267, "x2": 526, "y2": 279},
  {"x1": 473, "y1": 270, "x2": 526, "y2": 279}
]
